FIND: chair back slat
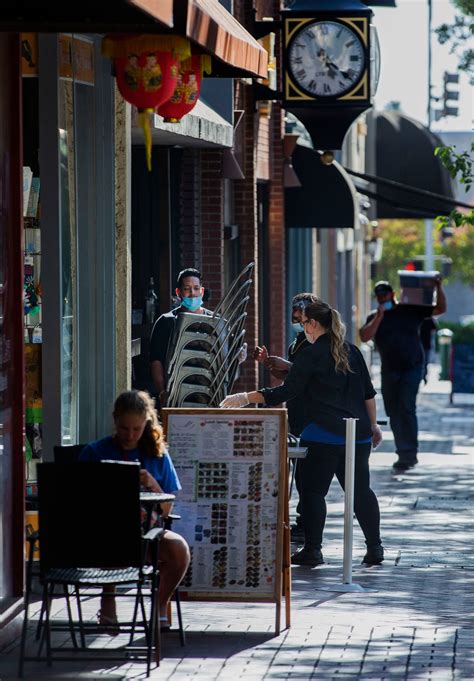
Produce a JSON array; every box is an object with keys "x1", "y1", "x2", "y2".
[
  {"x1": 53, "y1": 444, "x2": 86, "y2": 463},
  {"x1": 38, "y1": 461, "x2": 142, "y2": 572}
]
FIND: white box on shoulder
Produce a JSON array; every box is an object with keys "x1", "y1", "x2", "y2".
[{"x1": 398, "y1": 270, "x2": 439, "y2": 307}]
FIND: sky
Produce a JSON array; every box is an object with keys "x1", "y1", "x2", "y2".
[{"x1": 372, "y1": 0, "x2": 473, "y2": 132}]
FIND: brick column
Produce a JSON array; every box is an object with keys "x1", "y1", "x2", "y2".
[
  {"x1": 267, "y1": 103, "x2": 286, "y2": 384},
  {"x1": 200, "y1": 148, "x2": 224, "y2": 306},
  {"x1": 233, "y1": 87, "x2": 259, "y2": 391}
]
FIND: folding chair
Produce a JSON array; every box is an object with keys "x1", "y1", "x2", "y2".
[{"x1": 19, "y1": 461, "x2": 163, "y2": 678}]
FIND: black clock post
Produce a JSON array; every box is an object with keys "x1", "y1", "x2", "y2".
[{"x1": 254, "y1": 0, "x2": 377, "y2": 151}]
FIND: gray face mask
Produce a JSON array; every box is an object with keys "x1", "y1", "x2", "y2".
[{"x1": 304, "y1": 329, "x2": 315, "y2": 344}]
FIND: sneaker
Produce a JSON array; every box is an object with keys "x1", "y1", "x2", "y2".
[
  {"x1": 392, "y1": 460, "x2": 416, "y2": 471},
  {"x1": 362, "y1": 545, "x2": 384, "y2": 565},
  {"x1": 291, "y1": 547, "x2": 324, "y2": 567}
]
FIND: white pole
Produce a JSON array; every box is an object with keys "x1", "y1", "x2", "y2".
[
  {"x1": 342, "y1": 418, "x2": 357, "y2": 585},
  {"x1": 320, "y1": 417, "x2": 375, "y2": 593},
  {"x1": 425, "y1": 219, "x2": 434, "y2": 271}
]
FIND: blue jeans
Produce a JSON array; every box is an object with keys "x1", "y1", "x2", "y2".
[{"x1": 381, "y1": 364, "x2": 423, "y2": 464}]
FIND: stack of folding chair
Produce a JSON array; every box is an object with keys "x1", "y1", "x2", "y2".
[{"x1": 166, "y1": 262, "x2": 254, "y2": 408}]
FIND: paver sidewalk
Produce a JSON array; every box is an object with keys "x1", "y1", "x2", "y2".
[{"x1": 1, "y1": 362, "x2": 473, "y2": 680}]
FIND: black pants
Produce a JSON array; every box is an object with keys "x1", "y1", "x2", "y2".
[
  {"x1": 381, "y1": 363, "x2": 423, "y2": 464},
  {"x1": 300, "y1": 442, "x2": 381, "y2": 550}
]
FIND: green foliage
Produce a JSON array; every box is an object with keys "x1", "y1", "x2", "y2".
[
  {"x1": 374, "y1": 219, "x2": 474, "y2": 289},
  {"x1": 435, "y1": 0, "x2": 474, "y2": 83},
  {"x1": 436, "y1": 321, "x2": 474, "y2": 345},
  {"x1": 435, "y1": 143, "x2": 474, "y2": 230},
  {"x1": 373, "y1": 219, "x2": 426, "y2": 287},
  {"x1": 438, "y1": 225, "x2": 474, "y2": 284},
  {"x1": 435, "y1": 144, "x2": 473, "y2": 190}
]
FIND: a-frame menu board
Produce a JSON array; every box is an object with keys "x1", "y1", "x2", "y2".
[{"x1": 162, "y1": 408, "x2": 290, "y2": 634}]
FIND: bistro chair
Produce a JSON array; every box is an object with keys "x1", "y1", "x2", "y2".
[
  {"x1": 52, "y1": 445, "x2": 186, "y2": 646},
  {"x1": 53, "y1": 443, "x2": 86, "y2": 463},
  {"x1": 19, "y1": 461, "x2": 163, "y2": 678}
]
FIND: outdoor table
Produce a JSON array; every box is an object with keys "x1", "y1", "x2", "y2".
[{"x1": 287, "y1": 440, "x2": 308, "y2": 500}]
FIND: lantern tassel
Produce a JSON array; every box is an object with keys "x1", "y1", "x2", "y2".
[{"x1": 138, "y1": 109, "x2": 153, "y2": 172}]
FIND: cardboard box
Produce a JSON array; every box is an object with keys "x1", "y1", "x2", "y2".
[{"x1": 398, "y1": 270, "x2": 438, "y2": 307}]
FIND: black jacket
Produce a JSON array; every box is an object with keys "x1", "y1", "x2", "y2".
[{"x1": 260, "y1": 334, "x2": 376, "y2": 440}]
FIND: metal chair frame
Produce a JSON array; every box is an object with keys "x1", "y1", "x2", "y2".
[{"x1": 18, "y1": 462, "x2": 163, "y2": 678}]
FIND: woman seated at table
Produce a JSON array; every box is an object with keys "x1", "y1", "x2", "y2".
[{"x1": 80, "y1": 389, "x2": 190, "y2": 633}]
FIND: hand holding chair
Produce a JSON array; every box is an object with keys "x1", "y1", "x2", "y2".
[{"x1": 19, "y1": 461, "x2": 163, "y2": 678}]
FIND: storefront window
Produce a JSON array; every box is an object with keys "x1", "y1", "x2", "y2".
[{"x1": 58, "y1": 80, "x2": 78, "y2": 443}]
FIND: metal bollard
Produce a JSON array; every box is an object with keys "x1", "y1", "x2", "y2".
[
  {"x1": 342, "y1": 418, "x2": 357, "y2": 585},
  {"x1": 320, "y1": 418, "x2": 378, "y2": 594},
  {"x1": 437, "y1": 328, "x2": 453, "y2": 380}
]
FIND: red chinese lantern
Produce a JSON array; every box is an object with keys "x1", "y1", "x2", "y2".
[
  {"x1": 102, "y1": 35, "x2": 191, "y2": 169},
  {"x1": 156, "y1": 55, "x2": 211, "y2": 123}
]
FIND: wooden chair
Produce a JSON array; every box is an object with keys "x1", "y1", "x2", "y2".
[{"x1": 19, "y1": 461, "x2": 163, "y2": 678}]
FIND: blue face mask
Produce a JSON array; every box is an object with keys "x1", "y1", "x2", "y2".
[
  {"x1": 291, "y1": 322, "x2": 302, "y2": 333},
  {"x1": 181, "y1": 296, "x2": 203, "y2": 312},
  {"x1": 382, "y1": 301, "x2": 393, "y2": 311}
]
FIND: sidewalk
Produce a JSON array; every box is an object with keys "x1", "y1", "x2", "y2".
[{"x1": 1, "y1": 362, "x2": 473, "y2": 680}]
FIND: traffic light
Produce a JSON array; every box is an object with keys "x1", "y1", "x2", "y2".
[
  {"x1": 435, "y1": 72, "x2": 459, "y2": 120},
  {"x1": 404, "y1": 258, "x2": 424, "y2": 271}
]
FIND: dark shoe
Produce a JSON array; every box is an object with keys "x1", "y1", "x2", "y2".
[
  {"x1": 362, "y1": 545, "x2": 384, "y2": 565},
  {"x1": 291, "y1": 547, "x2": 324, "y2": 567},
  {"x1": 392, "y1": 460, "x2": 416, "y2": 471}
]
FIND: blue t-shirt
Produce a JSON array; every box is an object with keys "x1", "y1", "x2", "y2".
[
  {"x1": 300, "y1": 422, "x2": 372, "y2": 445},
  {"x1": 79, "y1": 436, "x2": 181, "y2": 493}
]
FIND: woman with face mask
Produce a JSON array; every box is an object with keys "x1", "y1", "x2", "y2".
[{"x1": 220, "y1": 299, "x2": 384, "y2": 568}]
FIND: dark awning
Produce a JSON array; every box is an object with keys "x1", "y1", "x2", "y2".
[
  {"x1": 0, "y1": 0, "x2": 175, "y2": 31},
  {"x1": 0, "y1": 0, "x2": 267, "y2": 78},
  {"x1": 285, "y1": 144, "x2": 357, "y2": 229},
  {"x1": 174, "y1": 0, "x2": 268, "y2": 78},
  {"x1": 368, "y1": 111, "x2": 455, "y2": 219}
]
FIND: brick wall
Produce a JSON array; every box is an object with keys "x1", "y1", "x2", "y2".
[
  {"x1": 233, "y1": 85, "x2": 259, "y2": 391},
  {"x1": 180, "y1": 148, "x2": 201, "y2": 271},
  {"x1": 200, "y1": 148, "x2": 225, "y2": 305},
  {"x1": 267, "y1": 103, "x2": 286, "y2": 386}
]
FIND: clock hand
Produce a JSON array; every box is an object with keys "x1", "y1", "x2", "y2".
[{"x1": 326, "y1": 60, "x2": 352, "y2": 79}]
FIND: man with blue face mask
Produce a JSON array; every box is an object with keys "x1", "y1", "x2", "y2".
[
  {"x1": 149, "y1": 268, "x2": 212, "y2": 407},
  {"x1": 360, "y1": 279, "x2": 447, "y2": 471}
]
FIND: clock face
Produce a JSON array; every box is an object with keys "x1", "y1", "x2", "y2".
[{"x1": 288, "y1": 21, "x2": 366, "y2": 98}]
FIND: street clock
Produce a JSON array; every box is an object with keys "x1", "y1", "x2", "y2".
[{"x1": 280, "y1": 0, "x2": 379, "y2": 149}]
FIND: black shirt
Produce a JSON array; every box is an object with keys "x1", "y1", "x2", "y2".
[
  {"x1": 286, "y1": 332, "x2": 311, "y2": 436},
  {"x1": 260, "y1": 334, "x2": 376, "y2": 440},
  {"x1": 149, "y1": 307, "x2": 213, "y2": 369},
  {"x1": 366, "y1": 304, "x2": 433, "y2": 371}
]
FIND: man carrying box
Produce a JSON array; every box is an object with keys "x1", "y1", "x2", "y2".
[{"x1": 359, "y1": 277, "x2": 447, "y2": 471}]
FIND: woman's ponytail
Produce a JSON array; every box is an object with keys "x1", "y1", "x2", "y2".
[{"x1": 304, "y1": 301, "x2": 351, "y2": 374}]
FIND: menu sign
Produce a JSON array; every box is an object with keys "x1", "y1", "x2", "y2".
[{"x1": 163, "y1": 409, "x2": 288, "y2": 605}]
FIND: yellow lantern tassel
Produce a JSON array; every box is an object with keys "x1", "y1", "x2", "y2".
[{"x1": 138, "y1": 109, "x2": 153, "y2": 172}]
